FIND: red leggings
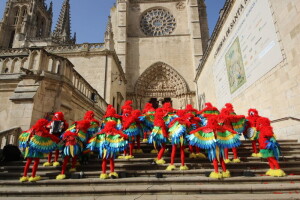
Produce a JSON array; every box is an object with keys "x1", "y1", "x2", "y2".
[
  {"x1": 60, "y1": 155, "x2": 78, "y2": 174},
  {"x1": 212, "y1": 158, "x2": 226, "y2": 173},
  {"x1": 133, "y1": 135, "x2": 141, "y2": 150},
  {"x1": 189, "y1": 145, "x2": 200, "y2": 154},
  {"x1": 267, "y1": 157, "x2": 280, "y2": 169},
  {"x1": 170, "y1": 144, "x2": 185, "y2": 166},
  {"x1": 224, "y1": 148, "x2": 238, "y2": 159},
  {"x1": 251, "y1": 140, "x2": 258, "y2": 154},
  {"x1": 47, "y1": 149, "x2": 60, "y2": 162},
  {"x1": 23, "y1": 158, "x2": 40, "y2": 177},
  {"x1": 102, "y1": 157, "x2": 115, "y2": 173},
  {"x1": 157, "y1": 143, "x2": 166, "y2": 160},
  {"x1": 124, "y1": 143, "x2": 134, "y2": 156}
]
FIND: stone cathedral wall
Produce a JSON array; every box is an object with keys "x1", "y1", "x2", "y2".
[{"x1": 195, "y1": 0, "x2": 300, "y2": 140}]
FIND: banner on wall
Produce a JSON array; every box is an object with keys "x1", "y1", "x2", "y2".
[{"x1": 213, "y1": 0, "x2": 284, "y2": 107}]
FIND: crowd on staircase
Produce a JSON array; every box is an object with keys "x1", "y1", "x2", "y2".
[{"x1": 17, "y1": 100, "x2": 286, "y2": 182}]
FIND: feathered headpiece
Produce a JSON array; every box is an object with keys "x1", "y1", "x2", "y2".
[
  {"x1": 198, "y1": 102, "x2": 220, "y2": 115},
  {"x1": 121, "y1": 100, "x2": 133, "y2": 113},
  {"x1": 104, "y1": 104, "x2": 119, "y2": 118},
  {"x1": 176, "y1": 109, "x2": 186, "y2": 117},
  {"x1": 185, "y1": 104, "x2": 198, "y2": 115},
  {"x1": 52, "y1": 112, "x2": 64, "y2": 121},
  {"x1": 256, "y1": 117, "x2": 274, "y2": 136},
  {"x1": 162, "y1": 102, "x2": 174, "y2": 113},
  {"x1": 32, "y1": 119, "x2": 49, "y2": 131},
  {"x1": 100, "y1": 121, "x2": 121, "y2": 135},
  {"x1": 84, "y1": 111, "x2": 95, "y2": 120},
  {"x1": 248, "y1": 108, "x2": 259, "y2": 117},
  {"x1": 75, "y1": 120, "x2": 91, "y2": 132},
  {"x1": 142, "y1": 103, "x2": 155, "y2": 113},
  {"x1": 225, "y1": 103, "x2": 236, "y2": 114}
]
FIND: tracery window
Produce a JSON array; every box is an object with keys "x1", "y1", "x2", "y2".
[
  {"x1": 140, "y1": 8, "x2": 176, "y2": 36},
  {"x1": 13, "y1": 7, "x2": 20, "y2": 25},
  {"x1": 21, "y1": 7, "x2": 27, "y2": 23}
]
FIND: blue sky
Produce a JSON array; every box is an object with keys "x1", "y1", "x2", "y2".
[{"x1": 0, "y1": 0, "x2": 225, "y2": 43}]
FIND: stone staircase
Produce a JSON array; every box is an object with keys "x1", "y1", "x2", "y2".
[{"x1": 0, "y1": 140, "x2": 300, "y2": 199}]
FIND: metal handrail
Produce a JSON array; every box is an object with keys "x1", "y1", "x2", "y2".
[{"x1": 271, "y1": 117, "x2": 300, "y2": 123}]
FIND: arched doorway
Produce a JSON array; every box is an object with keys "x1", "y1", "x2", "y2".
[{"x1": 133, "y1": 62, "x2": 194, "y2": 109}]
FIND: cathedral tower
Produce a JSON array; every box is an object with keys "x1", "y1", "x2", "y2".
[
  {"x1": 52, "y1": 0, "x2": 75, "y2": 45},
  {"x1": 0, "y1": 0, "x2": 53, "y2": 48},
  {"x1": 110, "y1": 0, "x2": 209, "y2": 109}
]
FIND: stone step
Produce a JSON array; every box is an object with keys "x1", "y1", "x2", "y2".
[
  {"x1": 3, "y1": 149, "x2": 299, "y2": 166},
  {"x1": 0, "y1": 182, "x2": 299, "y2": 196},
  {"x1": 2, "y1": 193, "x2": 300, "y2": 200},
  {"x1": 133, "y1": 146, "x2": 300, "y2": 152},
  {"x1": 1, "y1": 175, "x2": 300, "y2": 187},
  {"x1": 1, "y1": 167, "x2": 299, "y2": 180},
  {"x1": 3, "y1": 155, "x2": 300, "y2": 167},
  {"x1": 1, "y1": 160, "x2": 300, "y2": 173}
]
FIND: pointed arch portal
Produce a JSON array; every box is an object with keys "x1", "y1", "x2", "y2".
[{"x1": 133, "y1": 62, "x2": 194, "y2": 109}]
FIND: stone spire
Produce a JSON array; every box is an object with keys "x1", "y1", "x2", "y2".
[
  {"x1": 53, "y1": 0, "x2": 74, "y2": 44},
  {"x1": 104, "y1": 16, "x2": 114, "y2": 50}
]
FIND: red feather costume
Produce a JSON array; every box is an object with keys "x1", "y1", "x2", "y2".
[
  {"x1": 244, "y1": 109, "x2": 262, "y2": 157},
  {"x1": 218, "y1": 107, "x2": 244, "y2": 163},
  {"x1": 19, "y1": 119, "x2": 59, "y2": 182},
  {"x1": 166, "y1": 109, "x2": 191, "y2": 170},
  {"x1": 149, "y1": 108, "x2": 169, "y2": 164},
  {"x1": 121, "y1": 109, "x2": 143, "y2": 158},
  {"x1": 257, "y1": 117, "x2": 285, "y2": 177},
  {"x1": 56, "y1": 120, "x2": 90, "y2": 180}
]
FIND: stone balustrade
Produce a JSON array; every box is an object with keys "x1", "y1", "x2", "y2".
[
  {"x1": 0, "y1": 127, "x2": 22, "y2": 149},
  {"x1": 0, "y1": 47, "x2": 107, "y2": 113},
  {"x1": 44, "y1": 43, "x2": 105, "y2": 53}
]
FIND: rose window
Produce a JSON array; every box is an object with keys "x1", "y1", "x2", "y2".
[{"x1": 140, "y1": 8, "x2": 176, "y2": 36}]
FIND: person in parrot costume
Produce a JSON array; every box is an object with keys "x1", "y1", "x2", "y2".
[
  {"x1": 149, "y1": 108, "x2": 169, "y2": 164},
  {"x1": 19, "y1": 119, "x2": 59, "y2": 182},
  {"x1": 121, "y1": 109, "x2": 143, "y2": 159},
  {"x1": 244, "y1": 108, "x2": 262, "y2": 157},
  {"x1": 187, "y1": 116, "x2": 241, "y2": 178},
  {"x1": 219, "y1": 104, "x2": 245, "y2": 163},
  {"x1": 185, "y1": 104, "x2": 206, "y2": 159},
  {"x1": 43, "y1": 111, "x2": 69, "y2": 167},
  {"x1": 257, "y1": 117, "x2": 286, "y2": 177},
  {"x1": 139, "y1": 103, "x2": 156, "y2": 142},
  {"x1": 166, "y1": 109, "x2": 191, "y2": 171},
  {"x1": 56, "y1": 120, "x2": 90, "y2": 180},
  {"x1": 88, "y1": 121, "x2": 128, "y2": 179}
]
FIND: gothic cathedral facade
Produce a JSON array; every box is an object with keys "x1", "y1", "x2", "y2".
[{"x1": 110, "y1": 0, "x2": 209, "y2": 109}]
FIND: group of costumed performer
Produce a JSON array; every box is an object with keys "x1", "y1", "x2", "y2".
[
  {"x1": 19, "y1": 119, "x2": 60, "y2": 182},
  {"x1": 18, "y1": 100, "x2": 286, "y2": 181}
]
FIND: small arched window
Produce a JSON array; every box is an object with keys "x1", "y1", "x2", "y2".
[
  {"x1": 13, "y1": 7, "x2": 20, "y2": 25},
  {"x1": 21, "y1": 7, "x2": 27, "y2": 23}
]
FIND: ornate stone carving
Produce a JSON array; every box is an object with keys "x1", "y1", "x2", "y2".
[
  {"x1": 176, "y1": 2, "x2": 185, "y2": 10},
  {"x1": 135, "y1": 62, "x2": 189, "y2": 98},
  {"x1": 140, "y1": 8, "x2": 176, "y2": 36},
  {"x1": 130, "y1": 4, "x2": 140, "y2": 12}
]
